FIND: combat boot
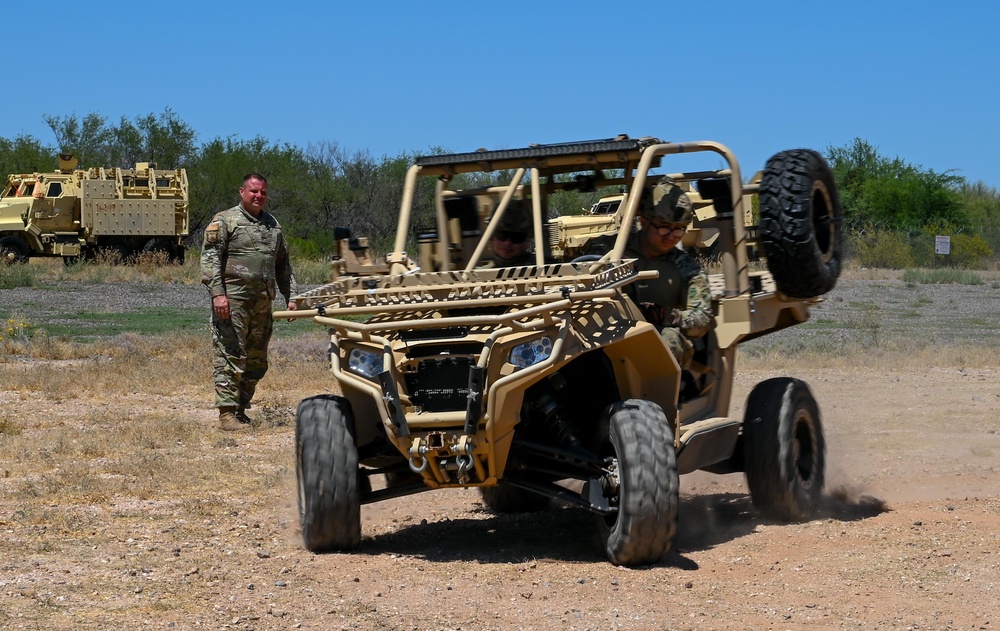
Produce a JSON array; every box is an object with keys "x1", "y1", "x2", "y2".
[
  {"x1": 218, "y1": 407, "x2": 242, "y2": 431},
  {"x1": 236, "y1": 407, "x2": 253, "y2": 425}
]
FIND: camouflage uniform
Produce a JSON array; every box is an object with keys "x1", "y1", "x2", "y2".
[
  {"x1": 200, "y1": 204, "x2": 296, "y2": 411},
  {"x1": 621, "y1": 233, "x2": 713, "y2": 368},
  {"x1": 584, "y1": 181, "x2": 714, "y2": 368}
]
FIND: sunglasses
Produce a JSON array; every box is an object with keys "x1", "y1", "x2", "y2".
[
  {"x1": 494, "y1": 230, "x2": 527, "y2": 244},
  {"x1": 649, "y1": 222, "x2": 687, "y2": 237}
]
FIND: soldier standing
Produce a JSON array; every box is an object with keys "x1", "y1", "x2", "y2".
[{"x1": 200, "y1": 173, "x2": 297, "y2": 431}]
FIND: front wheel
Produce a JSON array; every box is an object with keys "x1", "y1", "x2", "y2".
[
  {"x1": 742, "y1": 378, "x2": 826, "y2": 521},
  {"x1": 594, "y1": 399, "x2": 678, "y2": 566},
  {"x1": 0, "y1": 236, "x2": 29, "y2": 265},
  {"x1": 296, "y1": 395, "x2": 361, "y2": 551}
]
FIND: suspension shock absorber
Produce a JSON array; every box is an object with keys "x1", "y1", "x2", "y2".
[{"x1": 533, "y1": 373, "x2": 580, "y2": 448}]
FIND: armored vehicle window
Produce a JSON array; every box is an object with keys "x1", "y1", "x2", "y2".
[
  {"x1": 46, "y1": 183, "x2": 63, "y2": 197},
  {"x1": 593, "y1": 200, "x2": 621, "y2": 214}
]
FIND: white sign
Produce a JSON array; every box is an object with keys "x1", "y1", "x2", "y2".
[{"x1": 935, "y1": 235, "x2": 951, "y2": 255}]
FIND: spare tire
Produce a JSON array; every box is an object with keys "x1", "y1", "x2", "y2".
[{"x1": 758, "y1": 149, "x2": 842, "y2": 298}]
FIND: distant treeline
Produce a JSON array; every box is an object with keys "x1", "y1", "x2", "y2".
[{"x1": 2, "y1": 110, "x2": 998, "y2": 267}]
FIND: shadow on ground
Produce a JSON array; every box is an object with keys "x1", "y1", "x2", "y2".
[{"x1": 354, "y1": 489, "x2": 889, "y2": 566}]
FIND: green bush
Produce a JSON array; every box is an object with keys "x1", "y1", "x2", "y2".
[
  {"x1": 901, "y1": 268, "x2": 983, "y2": 285},
  {"x1": 850, "y1": 230, "x2": 914, "y2": 269},
  {"x1": 293, "y1": 258, "x2": 334, "y2": 284},
  {"x1": 850, "y1": 229, "x2": 995, "y2": 270},
  {"x1": 948, "y1": 233, "x2": 994, "y2": 268},
  {"x1": 0, "y1": 263, "x2": 36, "y2": 288},
  {"x1": 287, "y1": 236, "x2": 334, "y2": 261}
]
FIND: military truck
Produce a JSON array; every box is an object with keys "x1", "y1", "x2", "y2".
[
  {"x1": 281, "y1": 135, "x2": 842, "y2": 566},
  {"x1": 328, "y1": 226, "x2": 390, "y2": 280},
  {"x1": 0, "y1": 154, "x2": 189, "y2": 264}
]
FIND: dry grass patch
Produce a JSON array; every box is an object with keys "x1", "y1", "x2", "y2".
[{"x1": 739, "y1": 340, "x2": 1000, "y2": 371}]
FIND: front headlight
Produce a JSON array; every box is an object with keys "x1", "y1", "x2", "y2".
[
  {"x1": 509, "y1": 336, "x2": 554, "y2": 370},
  {"x1": 347, "y1": 347, "x2": 383, "y2": 379}
]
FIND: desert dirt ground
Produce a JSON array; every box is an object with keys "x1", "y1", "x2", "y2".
[{"x1": 2, "y1": 278, "x2": 1000, "y2": 630}]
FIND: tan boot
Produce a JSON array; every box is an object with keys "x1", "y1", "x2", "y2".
[
  {"x1": 218, "y1": 407, "x2": 242, "y2": 431},
  {"x1": 236, "y1": 408, "x2": 253, "y2": 425}
]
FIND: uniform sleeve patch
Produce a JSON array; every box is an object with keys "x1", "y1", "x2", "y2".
[{"x1": 205, "y1": 222, "x2": 221, "y2": 245}]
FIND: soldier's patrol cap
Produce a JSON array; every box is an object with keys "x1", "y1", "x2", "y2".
[{"x1": 642, "y1": 182, "x2": 693, "y2": 224}]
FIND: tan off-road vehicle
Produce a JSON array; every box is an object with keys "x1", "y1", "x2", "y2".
[{"x1": 280, "y1": 135, "x2": 842, "y2": 566}]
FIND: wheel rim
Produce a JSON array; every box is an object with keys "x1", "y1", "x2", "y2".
[
  {"x1": 811, "y1": 180, "x2": 836, "y2": 263},
  {"x1": 600, "y1": 456, "x2": 621, "y2": 530},
  {"x1": 793, "y1": 412, "x2": 817, "y2": 490}
]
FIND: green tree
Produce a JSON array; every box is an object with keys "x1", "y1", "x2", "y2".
[
  {"x1": 187, "y1": 135, "x2": 311, "y2": 234},
  {"x1": 108, "y1": 108, "x2": 198, "y2": 169},
  {"x1": 826, "y1": 138, "x2": 965, "y2": 232},
  {"x1": 958, "y1": 180, "x2": 1000, "y2": 254},
  {"x1": 0, "y1": 134, "x2": 55, "y2": 177},
  {"x1": 43, "y1": 112, "x2": 112, "y2": 166}
]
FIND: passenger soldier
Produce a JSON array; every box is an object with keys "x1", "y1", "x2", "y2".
[{"x1": 200, "y1": 173, "x2": 297, "y2": 431}]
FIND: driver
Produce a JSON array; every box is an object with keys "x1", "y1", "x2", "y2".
[{"x1": 589, "y1": 181, "x2": 714, "y2": 369}]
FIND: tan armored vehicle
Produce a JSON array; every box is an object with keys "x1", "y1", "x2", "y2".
[
  {"x1": 282, "y1": 135, "x2": 842, "y2": 566},
  {"x1": 0, "y1": 154, "x2": 189, "y2": 264},
  {"x1": 328, "y1": 226, "x2": 390, "y2": 280}
]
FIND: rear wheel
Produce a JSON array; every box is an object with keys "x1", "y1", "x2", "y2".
[
  {"x1": 142, "y1": 238, "x2": 184, "y2": 264},
  {"x1": 758, "y1": 149, "x2": 842, "y2": 298},
  {"x1": 296, "y1": 395, "x2": 361, "y2": 551},
  {"x1": 0, "y1": 236, "x2": 29, "y2": 265},
  {"x1": 594, "y1": 399, "x2": 678, "y2": 566},
  {"x1": 94, "y1": 243, "x2": 133, "y2": 264},
  {"x1": 743, "y1": 378, "x2": 826, "y2": 520}
]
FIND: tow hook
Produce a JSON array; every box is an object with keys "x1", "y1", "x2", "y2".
[{"x1": 408, "y1": 438, "x2": 429, "y2": 473}]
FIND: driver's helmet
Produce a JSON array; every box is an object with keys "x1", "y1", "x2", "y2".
[
  {"x1": 641, "y1": 181, "x2": 693, "y2": 224},
  {"x1": 492, "y1": 199, "x2": 533, "y2": 237}
]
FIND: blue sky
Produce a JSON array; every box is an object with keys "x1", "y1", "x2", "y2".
[{"x1": 4, "y1": 1, "x2": 998, "y2": 187}]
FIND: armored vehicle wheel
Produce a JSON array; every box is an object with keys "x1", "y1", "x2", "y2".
[
  {"x1": 594, "y1": 399, "x2": 678, "y2": 566},
  {"x1": 142, "y1": 238, "x2": 184, "y2": 264},
  {"x1": 93, "y1": 244, "x2": 133, "y2": 265},
  {"x1": 295, "y1": 395, "x2": 361, "y2": 552},
  {"x1": 758, "y1": 149, "x2": 843, "y2": 298},
  {"x1": 0, "y1": 236, "x2": 29, "y2": 265},
  {"x1": 742, "y1": 377, "x2": 826, "y2": 521},
  {"x1": 480, "y1": 483, "x2": 550, "y2": 513}
]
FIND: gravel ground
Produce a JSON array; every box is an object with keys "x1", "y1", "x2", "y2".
[
  {"x1": 3, "y1": 274, "x2": 1000, "y2": 629},
  {"x1": 4, "y1": 277, "x2": 1000, "y2": 350}
]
